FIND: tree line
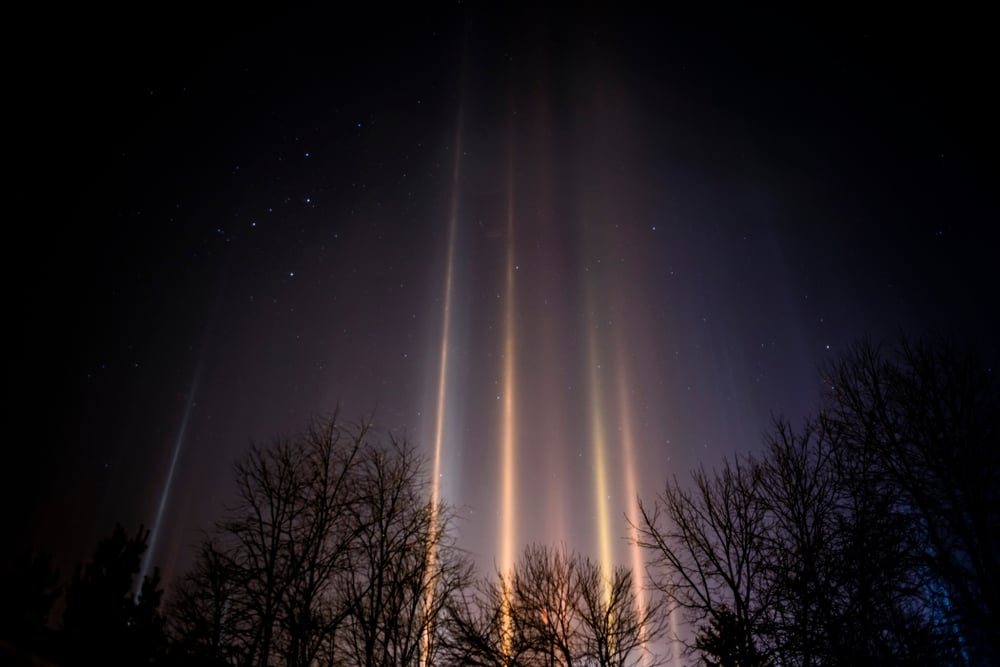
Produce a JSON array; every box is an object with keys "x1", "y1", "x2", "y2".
[{"x1": 2, "y1": 337, "x2": 997, "y2": 666}]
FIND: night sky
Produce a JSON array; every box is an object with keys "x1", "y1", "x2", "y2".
[{"x1": 11, "y1": 5, "x2": 998, "y2": 591}]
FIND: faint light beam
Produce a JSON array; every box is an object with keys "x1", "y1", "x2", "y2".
[
  {"x1": 135, "y1": 270, "x2": 225, "y2": 599},
  {"x1": 135, "y1": 362, "x2": 202, "y2": 597}
]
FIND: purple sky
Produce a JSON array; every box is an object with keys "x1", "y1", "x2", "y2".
[{"x1": 11, "y1": 5, "x2": 997, "y2": 593}]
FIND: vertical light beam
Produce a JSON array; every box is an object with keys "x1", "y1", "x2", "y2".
[
  {"x1": 499, "y1": 123, "x2": 517, "y2": 657},
  {"x1": 136, "y1": 271, "x2": 225, "y2": 599},
  {"x1": 501, "y1": 123, "x2": 517, "y2": 578},
  {"x1": 614, "y1": 347, "x2": 650, "y2": 665},
  {"x1": 423, "y1": 105, "x2": 464, "y2": 667},
  {"x1": 430, "y1": 108, "x2": 462, "y2": 533},
  {"x1": 135, "y1": 361, "x2": 201, "y2": 597},
  {"x1": 585, "y1": 312, "x2": 614, "y2": 602}
]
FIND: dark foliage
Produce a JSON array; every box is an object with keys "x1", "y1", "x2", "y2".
[
  {"x1": 0, "y1": 552, "x2": 61, "y2": 660},
  {"x1": 61, "y1": 524, "x2": 166, "y2": 666},
  {"x1": 821, "y1": 337, "x2": 999, "y2": 664}
]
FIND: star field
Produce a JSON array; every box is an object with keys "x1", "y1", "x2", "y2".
[{"x1": 9, "y1": 5, "x2": 998, "y2": 593}]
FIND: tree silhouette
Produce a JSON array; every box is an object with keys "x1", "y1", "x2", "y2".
[
  {"x1": 635, "y1": 336, "x2": 996, "y2": 666},
  {"x1": 168, "y1": 539, "x2": 242, "y2": 666},
  {"x1": 755, "y1": 420, "x2": 839, "y2": 666},
  {"x1": 0, "y1": 552, "x2": 61, "y2": 659},
  {"x1": 759, "y1": 417, "x2": 950, "y2": 665},
  {"x1": 635, "y1": 457, "x2": 770, "y2": 667},
  {"x1": 442, "y1": 575, "x2": 528, "y2": 666},
  {"x1": 444, "y1": 544, "x2": 664, "y2": 667},
  {"x1": 694, "y1": 606, "x2": 754, "y2": 667},
  {"x1": 575, "y1": 555, "x2": 663, "y2": 667},
  {"x1": 61, "y1": 523, "x2": 165, "y2": 666},
  {"x1": 161, "y1": 336, "x2": 997, "y2": 666},
  {"x1": 170, "y1": 415, "x2": 365, "y2": 667},
  {"x1": 821, "y1": 337, "x2": 999, "y2": 664},
  {"x1": 169, "y1": 413, "x2": 471, "y2": 667},
  {"x1": 335, "y1": 437, "x2": 472, "y2": 667}
]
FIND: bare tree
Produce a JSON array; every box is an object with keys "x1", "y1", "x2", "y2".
[
  {"x1": 756, "y1": 417, "x2": 942, "y2": 665},
  {"x1": 512, "y1": 545, "x2": 585, "y2": 667},
  {"x1": 334, "y1": 437, "x2": 472, "y2": 667},
  {"x1": 443, "y1": 544, "x2": 664, "y2": 667},
  {"x1": 576, "y1": 557, "x2": 665, "y2": 667},
  {"x1": 170, "y1": 414, "x2": 470, "y2": 667},
  {"x1": 635, "y1": 457, "x2": 771, "y2": 667},
  {"x1": 276, "y1": 418, "x2": 365, "y2": 667},
  {"x1": 221, "y1": 435, "x2": 308, "y2": 667},
  {"x1": 636, "y1": 418, "x2": 970, "y2": 667},
  {"x1": 169, "y1": 539, "x2": 245, "y2": 666},
  {"x1": 821, "y1": 337, "x2": 999, "y2": 664},
  {"x1": 443, "y1": 574, "x2": 535, "y2": 667},
  {"x1": 635, "y1": 337, "x2": 994, "y2": 666},
  {"x1": 756, "y1": 419, "x2": 840, "y2": 666}
]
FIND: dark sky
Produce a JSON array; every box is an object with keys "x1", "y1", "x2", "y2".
[{"x1": 11, "y1": 5, "x2": 998, "y2": 589}]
